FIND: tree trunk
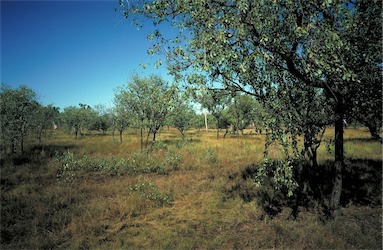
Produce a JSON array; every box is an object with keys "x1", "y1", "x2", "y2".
[
  {"x1": 140, "y1": 127, "x2": 143, "y2": 151},
  {"x1": 119, "y1": 130, "x2": 123, "y2": 143},
  {"x1": 153, "y1": 131, "x2": 157, "y2": 142},
  {"x1": 20, "y1": 135, "x2": 24, "y2": 153},
  {"x1": 330, "y1": 94, "x2": 344, "y2": 212},
  {"x1": 75, "y1": 128, "x2": 78, "y2": 139},
  {"x1": 367, "y1": 124, "x2": 382, "y2": 142},
  {"x1": 224, "y1": 128, "x2": 228, "y2": 138},
  {"x1": 305, "y1": 145, "x2": 319, "y2": 173},
  {"x1": 146, "y1": 129, "x2": 151, "y2": 148},
  {"x1": 38, "y1": 125, "x2": 43, "y2": 143}
]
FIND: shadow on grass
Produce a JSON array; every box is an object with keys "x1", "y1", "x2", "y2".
[
  {"x1": 227, "y1": 158, "x2": 382, "y2": 219},
  {"x1": 0, "y1": 144, "x2": 78, "y2": 248},
  {"x1": 344, "y1": 137, "x2": 382, "y2": 143},
  {"x1": 162, "y1": 138, "x2": 202, "y2": 146},
  {"x1": 1, "y1": 143, "x2": 77, "y2": 167}
]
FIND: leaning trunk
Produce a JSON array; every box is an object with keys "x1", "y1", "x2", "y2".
[
  {"x1": 330, "y1": 94, "x2": 344, "y2": 212},
  {"x1": 119, "y1": 130, "x2": 123, "y2": 143}
]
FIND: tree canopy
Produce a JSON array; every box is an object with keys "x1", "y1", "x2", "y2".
[{"x1": 119, "y1": 0, "x2": 382, "y2": 213}]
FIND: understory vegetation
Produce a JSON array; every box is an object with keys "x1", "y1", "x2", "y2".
[{"x1": 1, "y1": 127, "x2": 381, "y2": 249}]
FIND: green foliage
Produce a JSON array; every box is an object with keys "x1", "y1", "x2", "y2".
[
  {"x1": 56, "y1": 149, "x2": 185, "y2": 180},
  {"x1": 168, "y1": 94, "x2": 196, "y2": 137},
  {"x1": 114, "y1": 74, "x2": 176, "y2": 146},
  {"x1": 120, "y1": 0, "x2": 382, "y2": 210},
  {"x1": 90, "y1": 104, "x2": 113, "y2": 134},
  {"x1": 151, "y1": 140, "x2": 168, "y2": 151},
  {"x1": 204, "y1": 147, "x2": 218, "y2": 164},
  {"x1": 0, "y1": 85, "x2": 41, "y2": 153},
  {"x1": 227, "y1": 93, "x2": 257, "y2": 133},
  {"x1": 163, "y1": 149, "x2": 182, "y2": 171},
  {"x1": 129, "y1": 180, "x2": 173, "y2": 206},
  {"x1": 195, "y1": 88, "x2": 232, "y2": 138},
  {"x1": 254, "y1": 158, "x2": 299, "y2": 198},
  {"x1": 62, "y1": 104, "x2": 96, "y2": 139}
]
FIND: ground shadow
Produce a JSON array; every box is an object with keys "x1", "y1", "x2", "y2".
[
  {"x1": 344, "y1": 137, "x2": 382, "y2": 143},
  {"x1": 227, "y1": 158, "x2": 382, "y2": 219},
  {"x1": 1, "y1": 143, "x2": 77, "y2": 167}
]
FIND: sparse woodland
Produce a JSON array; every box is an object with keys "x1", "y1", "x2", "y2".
[{"x1": 1, "y1": 0, "x2": 382, "y2": 248}]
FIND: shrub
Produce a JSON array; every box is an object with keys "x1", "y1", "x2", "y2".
[
  {"x1": 127, "y1": 151, "x2": 167, "y2": 174},
  {"x1": 129, "y1": 180, "x2": 173, "y2": 206},
  {"x1": 163, "y1": 150, "x2": 182, "y2": 171},
  {"x1": 55, "y1": 151, "x2": 169, "y2": 181},
  {"x1": 204, "y1": 147, "x2": 218, "y2": 164}
]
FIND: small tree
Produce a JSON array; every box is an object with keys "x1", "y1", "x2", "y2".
[
  {"x1": 169, "y1": 94, "x2": 195, "y2": 137},
  {"x1": 34, "y1": 104, "x2": 60, "y2": 142},
  {"x1": 0, "y1": 85, "x2": 39, "y2": 153},
  {"x1": 90, "y1": 104, "x2": 112, "y2": 135},
  {"x1": 62, "y1": 104, "x2": 94, "y2": 139},
  {"x1": 115, "y1": 74, "x2": 175, "y2": 147},
  {"x1": 196, "y1": 88, "x2": 231, "y2": 139},
  {"x1": 228, "y1": 94, "x2": 257, "y2": 135},
  {"x1": 111, "y1": 107, "x2": 131, "y2": 143}
]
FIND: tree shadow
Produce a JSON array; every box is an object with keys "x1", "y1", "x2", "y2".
[
  {"x1": 226, "y1": 158, "x2": 382, "y2": 219},
  {"x1": 1, "y1": 144, "x2": 77, "y2": 166},
  {"x1": 344, "y1": 137, "x2": 382, "y2": 143},
  {"x1": 162, "y1": 138, "x2": 202, "y2": 146}
]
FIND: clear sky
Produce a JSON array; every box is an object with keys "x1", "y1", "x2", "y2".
[{"x1": 1, "y1": 0, "x2": 172, "y2": 110}]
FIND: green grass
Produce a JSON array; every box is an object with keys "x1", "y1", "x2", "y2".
[{"x1": 1, "y1": 127, "x2": 381, "y2": 249}]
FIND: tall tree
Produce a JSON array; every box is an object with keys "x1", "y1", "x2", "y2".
[{"x1": 120, "y1": 0, "x2": 382, "y2": 213}]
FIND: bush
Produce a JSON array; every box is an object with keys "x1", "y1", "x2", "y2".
[
  {"x1": 55, "y1": 151, "x2": 172, "y2": 181},
  {"x1": 204, "y1": 147, "x2": 218, "y2": 164},
  {"x1": 129, "y1": 180, "x2": 173, "y2": 206},
  {"x1": 163, "y1": 150, "x2": 182, "y2": 171}
]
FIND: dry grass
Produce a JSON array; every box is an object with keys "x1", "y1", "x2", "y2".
[{"x1": 1, "y1": 127, "x2": 381, "y2": 249}]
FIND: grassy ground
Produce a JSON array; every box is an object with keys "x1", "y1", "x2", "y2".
[{"x1": 1, "y1": 127, "x2": 382, "y2": 249}]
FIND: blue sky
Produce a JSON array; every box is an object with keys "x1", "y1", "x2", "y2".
[{"x1": 1, "y1": 0, "x2": 172, "y2": 110}]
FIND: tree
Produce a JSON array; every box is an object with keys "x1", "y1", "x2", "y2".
[
  {"x1": 227, "y1": 93, "x2": 256, "y2": 135},
  {"x1": 195, "y1": 88, "x2": 231, "y2": 139},
  {"x1": 110, "y1": 106, "x2": 131, "y2": 143},
  {"x1": 169, "y1": 94, "x2": 195, "y2": 137},
  {"x1": 260, "y1": 76, "x2": 333, "y2": 170},
  {"x1": 120, "y1": 0, "x2": 382, "y2": 213},
  {"x1": 115, "y1": 74, "x2": 175, "y2": 148},
  {"x1": 62, "y1": 104, "x2": 94, "y2": 139},
  {"x1": 341, "y1": 1, "x2": 382, "y2": 140},
  {"x1": 91, "y1": 104, "x2": 113, "y2": 135},
  {"x1": 34, "y1": 104, "x2": 60, "y2": 142},
  {"x1": 0, "y1": 85, "x2": 40, "y2": 153}
]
